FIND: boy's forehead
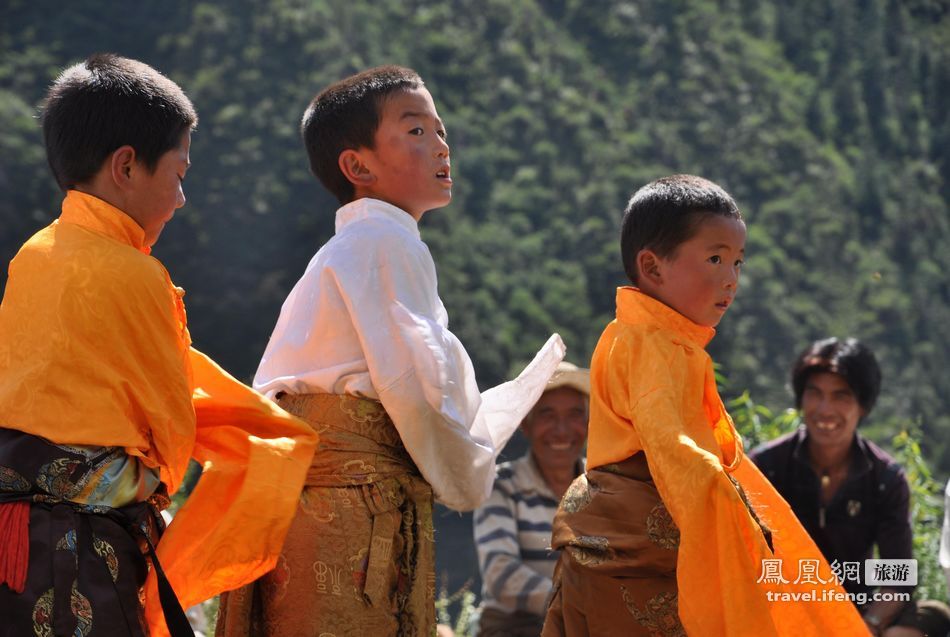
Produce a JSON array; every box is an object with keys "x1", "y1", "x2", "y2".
[
  {"x1": 169, "y1": 130, "x2": 192, "y2": 161},
  {"x1": 381, "y1": 87, "x2": 441, "y2": 122},
  {"x1": 697, "y1": 215, "x2": 745, "y2": 240}
]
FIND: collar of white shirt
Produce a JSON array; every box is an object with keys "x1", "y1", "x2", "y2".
[{"x1": 335, "y1": 197, "x2": 421, "y2": 239}]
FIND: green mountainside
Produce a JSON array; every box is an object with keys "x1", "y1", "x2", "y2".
[{"x1": 2, "y1": 0, "x2": 949, "y2": 468}]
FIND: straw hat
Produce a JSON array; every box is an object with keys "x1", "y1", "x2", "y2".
[{"x1": 544, "y1": 361, "x2": 590, "y2": 397}]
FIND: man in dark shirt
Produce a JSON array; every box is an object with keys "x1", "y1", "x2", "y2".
[{"x1": 750, "y1": 337, "x2": 950, "y2": 637}]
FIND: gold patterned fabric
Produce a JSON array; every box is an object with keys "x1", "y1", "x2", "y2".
[
  {"x1": 543, "y1": 455, "x2": 684, "y2": 637},
  {"x1": 216, "y1": 393, "x2": 435, "y2": 637}
]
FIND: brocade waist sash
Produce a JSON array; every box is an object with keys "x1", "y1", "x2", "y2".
[
  {"x1": 552, "y1": 453, "x2": 680, "y2": 578},
  {"x1": 274, "y1": 393, "x2": 435, "y2": 619},
  {"x1": 0, "y1": 429, "x2": 162, "y2": 510},
  {"x1": 276, "y1": 391, "x2": 421, "y2": 487}
]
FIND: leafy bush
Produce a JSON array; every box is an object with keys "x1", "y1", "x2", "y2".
[{"x1": 892, "y1": 428, "x2": 949, "y2": 602}]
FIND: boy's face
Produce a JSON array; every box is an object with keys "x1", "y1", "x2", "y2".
[
  {"x1": 125, "y1": 131, "x2": 191, "y2": 247},
  {"x1": 354, "y1": 87, "x2": 451, "y2": 219},
  {"x1": 648, "y1": 215, "x2": 746, "y2": 327}
]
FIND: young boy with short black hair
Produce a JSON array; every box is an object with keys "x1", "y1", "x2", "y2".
[
  {"x1": 215, "y1": 65, "x2": 564, "y2": 637},
  {"x1": 542, "y1": 175, "x2": 867, "y2": 636},
  {"x1": 0, "y1": 54, "x2": 317, "y2": 637}
]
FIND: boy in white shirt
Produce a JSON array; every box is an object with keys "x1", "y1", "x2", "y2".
[{"x1": 215, "y1": 65, "x2": 563, "y2": 637}]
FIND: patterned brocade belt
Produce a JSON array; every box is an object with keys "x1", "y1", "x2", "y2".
[
  {"x1": 0, "y1": 427, "x2": 167, "y2": 548},
  {"x1": 274, "y1": 392, "x2": 435, "y2": 615},
  {"x1": 0, "y1": 433, "x2": 162, "y2": 510},
  {"x1": 276, "y1": 391, "x2": 420, "y2": 487},
  {"x1": 552, "y1": 453, "x2": 773, "y2": 576},
  {"x1": 552, "y1": 453, "x2": 681, "y2": 577}
]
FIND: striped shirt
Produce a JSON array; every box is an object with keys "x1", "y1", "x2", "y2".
[{"x1": 473, "y1": 453, "x2": 583, "y2": 617}]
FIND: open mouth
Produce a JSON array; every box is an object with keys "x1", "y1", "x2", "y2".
[{"x1": 436, "y1": 167, "x2": 451, "y2": 182}]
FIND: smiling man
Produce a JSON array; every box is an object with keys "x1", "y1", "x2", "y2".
[
  {"x1": 750, "y1": 337, "x2": 950, "y2": 637},
  {"x1": 473, "y1": 361, "x2": 590, "y2": 637}
]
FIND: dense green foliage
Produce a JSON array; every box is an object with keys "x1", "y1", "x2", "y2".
[
  {"x1": 1, "y1": 1, "x2": 948, "y2": 473},
  {"x1": 891, "y1": 428, "x2": 949, "y2": 602}
]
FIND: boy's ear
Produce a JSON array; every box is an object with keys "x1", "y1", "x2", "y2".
[
  {"x1": 109, "y1": 145, "x2": 137, "y2": 191},
  {"x1": 637, "y1": 249, "x2": 663, "y2": 285},
  {"x1": 338, "y1": 149, "x2": 375, "y2": 188}
]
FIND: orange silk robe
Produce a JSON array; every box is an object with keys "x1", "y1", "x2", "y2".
[
  {"x1": 586, "y1": 287, "x2": 868, "y2": 636},
  {"x1": 0, "y1": 190, "x2": 318, "y2": 636}
]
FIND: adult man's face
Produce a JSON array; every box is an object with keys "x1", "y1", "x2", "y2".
[
  {"x1": 522, "y1": 386, "x2": 588, "y2": 471},
  {"x1": 801, "y1": 371, "x2": 863, "y2": 451}
]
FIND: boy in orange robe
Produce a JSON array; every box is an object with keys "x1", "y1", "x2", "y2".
[
  {"x1": 0, "y1": 54, "x2": 317, "y2": 637},
  {"x1": 542, "y1": 175, "x2": 869, "y2": 636}
]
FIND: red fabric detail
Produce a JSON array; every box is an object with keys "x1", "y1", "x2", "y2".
[{"x1": 0, "y1": 501, "x2": 30, "y2": 593}]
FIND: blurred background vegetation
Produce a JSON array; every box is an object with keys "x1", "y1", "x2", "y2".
[{"x1": 2, "y1": 0, "x2": 948, "y2": 615}]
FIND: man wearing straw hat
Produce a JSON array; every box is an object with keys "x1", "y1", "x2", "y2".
[{"x1": 473, "y1": 362, "x2": 590, "y2": 637}]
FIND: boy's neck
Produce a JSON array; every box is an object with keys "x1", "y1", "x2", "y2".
[
  {"x1": 350, "y1": 194, "x2": 426, "y2": 222},
  {"x1": 73, "y1": 179, "x2": 129, "y2": 219},
  {"x1": 634, "y1": 285, "x2": 691, "y2": 323},
  {"x1": 620, "y1": 288, "x2": 716, "y2": 348}
]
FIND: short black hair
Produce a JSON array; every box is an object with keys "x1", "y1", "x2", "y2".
[
  {"x1": 620, "y1": 174, "x2": 742, "y2": 284},
  {"x1": 301, "y1": 65, "x2": 423, "y2": 204},
  {"x1": 42, "y1": 53, "x2": 197, "y2": 191},
  {"x1": 791, "y1": 337, "x2": 882, "y2": 415}
]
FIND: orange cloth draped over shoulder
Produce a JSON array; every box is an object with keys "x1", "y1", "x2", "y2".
[
  {"x1": 0, "y1": 190, "x2": 318, "y2": 637},
  {"x1": 586, "y1": 287, "x2": 868, "y2": 636}
]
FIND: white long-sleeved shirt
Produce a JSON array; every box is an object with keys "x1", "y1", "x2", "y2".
[{"x1": 254, "y1": 197, "x2": 565, "y2": 511}]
